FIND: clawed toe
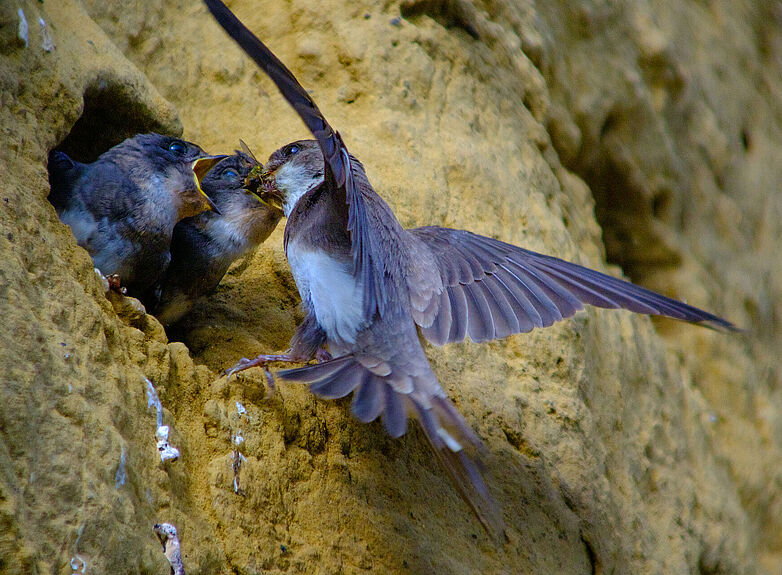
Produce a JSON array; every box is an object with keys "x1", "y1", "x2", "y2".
[
  {"x1": 223, "y1": 357, "x2": 253, "y2": 378},
  {"x1": 223, "y1": 354, "x2": 298, "y2": 379}
]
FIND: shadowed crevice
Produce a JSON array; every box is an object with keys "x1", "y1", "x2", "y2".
[
  {"x1": 400, "y1": 0, "x2": 481, "y2": 40},
  {"x1": 54, "y1": 74, "x2": 180, "y2": 163}
]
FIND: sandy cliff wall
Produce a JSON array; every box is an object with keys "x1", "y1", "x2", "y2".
[{"x1": 1, "y1": 0, "x2": 780, "y2": 573}]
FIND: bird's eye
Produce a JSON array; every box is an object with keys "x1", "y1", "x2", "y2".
[
  {"x1": 286, "y1": 144, "x2": 300, "y2": 156},
  {"x1": 168, "y1": 141, "x2": 186, "y2": 154},
  {"x1": 223, "y1": 169, "x2": 239, "y2": 178}
]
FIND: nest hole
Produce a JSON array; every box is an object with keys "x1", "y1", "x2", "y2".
[{"x1": 54, "y1": 76, "x2": 176, "y2": 163}]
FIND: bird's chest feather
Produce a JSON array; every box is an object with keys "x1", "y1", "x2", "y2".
[{"x1": 286, "y1": 240, "x2": 365, "y2": 346}]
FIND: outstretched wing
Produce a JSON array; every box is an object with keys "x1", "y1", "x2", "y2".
[
  {"x1": 203, "y1": 0, "x2": 388, "y2": 318},
  {"x1": 408, "y1": 226, "x2": 738, "y2": 346},
  {"x1": 203, "y1": 0, "x2": 343, "y2": 182}
]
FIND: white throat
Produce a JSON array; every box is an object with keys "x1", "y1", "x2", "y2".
[{"x1": 275, "y1": 161, "x2": 323, "y2": 217}]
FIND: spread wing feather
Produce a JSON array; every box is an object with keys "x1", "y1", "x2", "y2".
[{"x1": 410, "y1": 226, "x2": 737, "y2": 346}]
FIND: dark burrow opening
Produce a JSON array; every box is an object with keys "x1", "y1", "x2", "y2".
[
  {"x1": 560, "y1": 107, "x2": 685, "y2": 290},
  {"x1": 582, "y1": 155, "x2": 682, "y2": 287},
  {"x1": 53, "y1": 75, "x2": 177, "y2": 163},
  {"x1": 400, "y1": 0, "x2": 481, "y2": 40},
  {"x1": 47, "y1": 75, "x2": 192, "y2": 331}
]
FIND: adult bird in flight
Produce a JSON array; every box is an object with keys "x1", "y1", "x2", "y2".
[{"x1": 203, "y1": 0, "x2": 737, "y2": 537}]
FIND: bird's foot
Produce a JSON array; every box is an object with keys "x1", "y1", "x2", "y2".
[
  {"x1": 106, "y1": 273, "x2": 127, "y2": 295},
  {"x1": 224, "y1": 352, "x2": 331, "y2": 397},
  {"x1": 224, "y1": 354, "x2": 300, "y2": 377},
  {"x1": 224, "y1": 353, "x2": 309, "y2": 397}
]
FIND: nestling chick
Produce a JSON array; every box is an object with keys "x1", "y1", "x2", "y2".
[
  {"x1": 47, "y1": 133, "x2": 224, "y2": 301},
  {"x1": 153, "y1": 151, "x2": 283, "y2": 326}
]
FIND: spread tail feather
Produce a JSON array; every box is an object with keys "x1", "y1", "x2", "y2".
[
  {"x1": 278, "y1": 356, "x2": 505, "y2": 538},
  {"x1": 412, "y1": 396, "x2": 505, "y2": 538}
]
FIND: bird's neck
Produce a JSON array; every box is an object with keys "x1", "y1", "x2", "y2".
[{"x1": 284, "y1": 184, "x2": 350, "y2": 256}]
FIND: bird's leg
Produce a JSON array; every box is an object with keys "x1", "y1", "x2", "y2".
[
  {"x1": 288, "y1": 310, "x2": 330, "y2": 363},
  {"x1": 224, "y1": 312, "x2": 329, "y2": 392},
  {"x1": 223, "y1": 354, "x2": 300, "y2": 378},
  {"x1": 225, "y1": 353, "x2": 313, "y2": 398}
]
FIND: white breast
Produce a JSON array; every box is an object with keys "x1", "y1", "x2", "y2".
[
  {"x1": 60, "y1": 209, "x2": 133, "y2": 275},
  {"x1": 287, "y1": 242, "x2": 365, "y2": 347},
  {"x1": 59, "y1": 207, "x2": 98, "y2": 246},
  {"x1": 206, "y1": 217, "x2": 250, "y2": 256},
  {"x1": 275, "y1": 161, "x2": 319, "y2": 217}
]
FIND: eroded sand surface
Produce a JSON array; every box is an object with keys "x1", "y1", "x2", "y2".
[{"x1": 1, "y1": 1, "x2": 780, "y2": 572}]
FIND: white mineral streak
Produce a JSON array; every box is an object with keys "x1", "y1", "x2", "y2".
[
  {"x1": 146, "y1": 379, "x2": 180, "y2": 463},
  {"x1": 70, "y1": 524, "x2": 86, "y2": 573},
  {"x1": 17, "y1": 9, "x2": 28, "y2": 48},
  {"x1": 70, "y1": 555, "x2": 86, "y2": 574},
  {"x1": 146, "y1": 378, "x2": 163, "y2": 427},
  {"x1": 94, "y1": 268, "x2": 110, "y2": 293},
  {"x1": 156, "y1": 425, "x2": 180, "y2": 463},
  {"x1": 114, "y1": 444, "x2": 127, "y2": 489},
  {"x1": 154, "y1": 523, "x2": 185, "y2": 575},
  {"x1": 39, "y1": 17, "x2": 54, "y2": 52}
]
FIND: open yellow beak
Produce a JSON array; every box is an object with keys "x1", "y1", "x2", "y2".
[
  {"x1": 192, "y1": 155, "x2": 229, "y2": 215},
  {"x1": 252, "y1": 191, "x2": 284, "y2": 213}
]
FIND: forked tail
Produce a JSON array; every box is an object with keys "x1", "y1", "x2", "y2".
[{"x1": 278, "y1": 355, "x2": 505, "y2": 538}]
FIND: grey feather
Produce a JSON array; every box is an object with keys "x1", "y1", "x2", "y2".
[
  {"x1": 447, "y1": 285, "x2": 469, "y2": 343},
  {"x1": 463, "y1": 282, "x2": 495, "y2": 343},
  {"x1": 409, "y1": 227, "x2": 737, "y2": 345},
  {"x1": 479, "y1": 275, "x2": 520, "y2": 339},
  {"x1": 277, "y1": 355, "x2": 353, "y2": 384},
  {"x1": 412, "y1": 399, "x2": 503, "y2": 538},
  {"x1": 421, "y1": 290, "x2": 452, "y2": 346},
  {"x1": 382, "y1": 383, "x2": 408, "y2": 438},
  {"x1": 351, "y1": 373, "x2": 385, "y2": 423},
  {"x1": 309, "y1": 361, "x2": 365, "y2": 399}
]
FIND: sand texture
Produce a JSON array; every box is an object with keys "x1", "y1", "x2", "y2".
[{"x1": 1, "y1": 0, "x2": 780, "y2": 572}]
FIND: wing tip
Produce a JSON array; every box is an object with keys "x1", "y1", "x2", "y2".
[{"x1": 686, "y1": 316, "x2": 744, "y2": 334}]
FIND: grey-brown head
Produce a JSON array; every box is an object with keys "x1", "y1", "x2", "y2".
[
  {"x1": 107, "y1": 133, "x2": 224, "y2": 219},
  {"x1": 194, "y1": 151, "x2": 283, "y2": 247},
  {"x1": 260, "y1": 139, "x2": 324, "y2": 216}
]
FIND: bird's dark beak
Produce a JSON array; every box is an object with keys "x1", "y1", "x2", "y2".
[{"x1": 192, "y1": 155, "x2": 228, "y2": 215}]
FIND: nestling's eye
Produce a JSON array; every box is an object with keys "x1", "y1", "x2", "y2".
[
  {"x1": 285, "y1": 144, "x2": 300, "y2": 156},
  {"x1": 168, "y1": 140, "x2": 186, "y2": 154},
  {"x1": 223, "y1": 168, "x2": 239, "y2": 178}
]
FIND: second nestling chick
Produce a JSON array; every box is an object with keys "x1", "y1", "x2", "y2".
[
  {"x1": 48, "y1": 133, "x2": 224, "y2": 302},
  {"x1": 153, "y1": 151, "x2": 283, "y2": 326}
]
